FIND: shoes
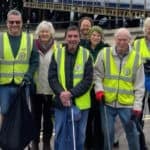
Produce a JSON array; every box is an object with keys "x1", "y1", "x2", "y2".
[{"x1": 113, "y1": 141, "x2": 119, "y2": 148}]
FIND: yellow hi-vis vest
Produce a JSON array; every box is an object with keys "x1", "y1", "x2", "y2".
[
  {"x1": 103, "y1": 47, "x2": 142, "y2": 105},
  {"x1": 54, "y1": 45, "x2": 91, "y2": 110},
  {"x1": 134, "y1": 38, "x2": 150, "y2": 62},
  {"x1": 0, "y1": 32, "x2": 33, "y2": 84}
]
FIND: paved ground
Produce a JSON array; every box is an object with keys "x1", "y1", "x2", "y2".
[
  {"x1": 112, "y1": 118, "x2": 150, "y2": 150},
  {"x1": 32, "y1": 116, "x2": 150, "y2": 150}
]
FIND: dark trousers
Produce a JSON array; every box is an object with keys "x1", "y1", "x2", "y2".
[
  {"x1": 31, "y1": 94, "x2": 53, "y2": 143},
  {"x1": 138, "y1": 91, "x2": 148, "y2": 150},
  {"x1": 85, "y1": 89, "x2": 104, "y2": 150}
]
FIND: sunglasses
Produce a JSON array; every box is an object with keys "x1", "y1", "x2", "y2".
[{"x1": 8, "y1": 20, "x2": 21, "y2": 25}]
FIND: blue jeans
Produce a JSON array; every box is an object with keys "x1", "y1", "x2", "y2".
[
  {"x1": 0, "y1": 85, "x2": 18, "y2": 114},
  {"x1": 54, "y1": 107, "x2": 89, "y2": 150},
  {"x1": 100, "y1": 105, "x2": 140, "y2": 150}
]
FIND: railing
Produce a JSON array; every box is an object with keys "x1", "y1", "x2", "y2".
[
  {"x1": 25, "y1": 0, "x2": 149, "y2": 10},
  {"x1": 23, "y1": 1, "x2": 150, "y2": 18}
]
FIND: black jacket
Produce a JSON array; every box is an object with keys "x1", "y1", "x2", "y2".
[{"x1": 48, "y1": 45, "x2": 93, "y2": 107}]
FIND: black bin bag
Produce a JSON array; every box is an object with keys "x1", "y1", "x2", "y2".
[{"x1": 0, "y1": 86, "x2": 37, "y2": 150}]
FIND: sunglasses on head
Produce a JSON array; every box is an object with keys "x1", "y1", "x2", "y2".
[{"x1": 8, "y1": 20, "x2": 21, "y2": 25}]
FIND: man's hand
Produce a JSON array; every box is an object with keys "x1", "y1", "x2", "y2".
[
  {"x1": 60, "y1": 91, "x2": 72, "y2": 107},
  {"x1": 20, "y1": 74, "x2": 31, "y2": 87},
  {"x1": 96, "y1": 91, "x2": 104, "y2": 102},
  {"x1": 20, "y1": 77, "x2": 30, "y2": 87},
  {"x1": 131, "y1": 109, "x2": 142, "y2": 121}
]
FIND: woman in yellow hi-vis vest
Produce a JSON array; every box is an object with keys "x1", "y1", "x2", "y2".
[
  {"x1": 48, "y1": 26, "x2": 93, "y2": 150},
  {"x1": 94, "y1": 28, "x2": 145, "y2": 150}
]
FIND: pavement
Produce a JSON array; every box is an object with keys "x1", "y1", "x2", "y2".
[{"x1": 28, "y1": 115, "x2": 150, "y2": 150}]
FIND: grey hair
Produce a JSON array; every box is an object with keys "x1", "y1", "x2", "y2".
[
  {"x1": 143, "y1": 17, "x2": 150, "y2": 35},
  {"x1": 35, "y1": 21, "x2": 55, "y2": 39},
  {"x1": 7, "y1": 9, "x2": 22, "y2": 20},
  {"x1": 114, "y1": 28, "x2": 132, "y2": 40}
]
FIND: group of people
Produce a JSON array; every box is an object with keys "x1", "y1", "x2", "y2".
[{"x1": 0, "y1": 8, "x2": 149, "y2": 150}]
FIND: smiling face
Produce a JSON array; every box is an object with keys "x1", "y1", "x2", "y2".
[
  {"x1": 7, "y1": 14, "x2": 22, "y2": 36},
  {"x1": 39, "y1": 27, "x2": 52, "y2": 44},
  {"x1": 65, "y1": 29, "x2": 80, "y2": 52},
  {"x1": 80, "y1": 19, "x2": 92, "y2": 39},
  {"x1": 90, "y1": 31, "x2": 102, "y2": 48}
]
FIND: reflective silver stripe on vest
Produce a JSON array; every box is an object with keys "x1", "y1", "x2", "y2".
[
  {"x1": 105, "y1": 47, "x2": 139, "y2": 80},
  {"x1": 105, "y1": 47, "x2": 110, "y2": 75},
  {"x1": 27, "y1": 33, "x2": 31, "y2": 60},
  {"x1": 74, "y1": 74, "x2": 83, "y2": 78},
  {"x1": 105, "y1": 75, "x2": 133, "y2": 82},
  {"x1": 0, "y1": 72, "x2": 25, "y2": 77},
  {"x1": 56, "y1": 44, "x2": 62, "y2": 75},
  {"x1": 104, "y1": 86, "x2": 133, "y2": 95},
  {"x1": 0, "y1": 60, "x2": 29, "y2": 64},
  {"x1": 133, "y1": 52, "x2": 140, "y2": 77},
  {"x1": 135, "y1": 39, "x2": 140, "y2": 53},
  {"x1": 82, "y1": 47, "x2": 88, "y2": 64},
  {"x1": 75, "y1": 47, "x2": 88, "y2": 78},
  {"x1": 0, "y1": 33, "x2": 4, "y2": 58}
]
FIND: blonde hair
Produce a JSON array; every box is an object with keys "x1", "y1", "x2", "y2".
[
  {"x1": 143, "y1": 17, "x2": 150, "y2": 35},
  {"x1": 35, "y1": 21, "x2": 55, "y2": 39}
]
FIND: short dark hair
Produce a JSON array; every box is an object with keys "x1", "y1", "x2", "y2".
[
  {"x1": 78, "y1": 17, "x2": 94, "y2": 28},
  {"x1": 64, "y1": 25, "x2": 80, "y2": 38}
]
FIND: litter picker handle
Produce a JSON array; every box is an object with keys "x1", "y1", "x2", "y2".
[
  {"x1": 142, "y1": 91, "x2": 149, "y2": 120},
  {"x1": 71, "y1": 107, "x2": 76, "y2": 150},
  {"x1": 25, "y1": 86, "x2": 31, "y2": 112}
]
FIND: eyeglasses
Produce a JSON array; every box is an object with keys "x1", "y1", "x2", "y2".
[{"x1": 8, "y1": 20, "x2": 21, "y2": 25}]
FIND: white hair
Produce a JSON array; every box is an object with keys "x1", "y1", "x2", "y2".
[
  {"x1": 114, "y1": 28, "x2": 132, "y2": 40},
  {"x1": 143, "y1": 17, "x2": 150, "y2": 35},
  {"x1": 35, "y1": 21, "x2": 55, "y2": 39}
]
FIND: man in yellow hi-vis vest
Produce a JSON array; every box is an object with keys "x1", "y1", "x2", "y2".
[
  {"x1": 94, "y1": 28, "x2": 145, "y2": 150},
  {"x1": 0, "y1": 10, "x2": 39, "y2": 127},
  {"x1": 133, "y1": 17, "x2": 150, "y2": 150},
  {"x1": 134, "y1": 17, "x2": 150, "y2": 103},
  {"x1": 48, "y1": 26, "x2": 93, "y2": 150}
]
